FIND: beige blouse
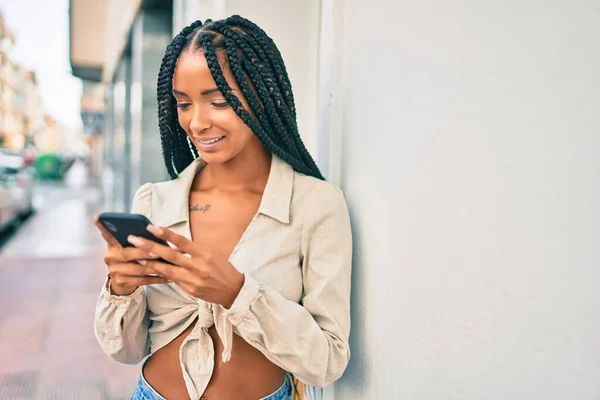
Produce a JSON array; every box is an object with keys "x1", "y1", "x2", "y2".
[{"x1": 93, "y1": 155, "x2": 352, "y2": 399}]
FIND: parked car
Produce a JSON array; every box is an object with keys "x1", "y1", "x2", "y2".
[
  {"x1": 0, "y1": 149, "x2": 35, "y2": 220},
  {"x1": 0, "y1": 178, "x2": 16, "y2": 233}
]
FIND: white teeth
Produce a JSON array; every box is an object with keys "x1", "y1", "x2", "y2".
[{"x1": 198, "y1": 136, "x2": 224, "y2": 145}]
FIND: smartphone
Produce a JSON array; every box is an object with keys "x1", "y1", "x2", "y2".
[{"x1": 98, "y1": 212, "x2": 172, "y2": 264}]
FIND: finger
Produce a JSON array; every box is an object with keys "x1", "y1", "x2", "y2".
[
  {"x1": 127, "y1": 235, "x2": 192, "y2": 268},
  {"x1": 94, "y1": 216, "x2": 121, "y2": 248},
  {"x1": 96, "y1": 222, "x2": 119, "y2": 247},
  {"x1": 110, "y1": 262, "x2": 161, "y2": 277},
  {"x1": 145, "y1": 259, "x2": 187, "y2": 282},
  {"x1": 147, "y1": 225, "x2": 199, "y2": 257},
  {"x1": 117, "y1": 275, "x2": 170, "y2": 287},
  {"x1": 104, "y1": 247, "x2": 157, "y2": 265},
  {"x1": 118, "y1": 247, "x2": 161, "y2": 263},
  {"x1": 137, "y1": 276, "x2": 171, "y2": 286},
  {"x1": 95, "y1": 216, "x2": 117, "y2": 245}
]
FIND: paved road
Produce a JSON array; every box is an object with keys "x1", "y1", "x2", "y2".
[{"x1": 0, "y1": 162, "x2": 140, "y2": 399}]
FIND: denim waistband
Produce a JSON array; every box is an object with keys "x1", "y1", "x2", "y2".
[
  {"x1": 130, "y1": 358, "x2": 166, "y2": 400},
  {"x1": 257, "y1": 373, "x2": 293, "y2": 400},
  {"x1": 131, "y1": 358, "x2": 292, "y2": 400}
]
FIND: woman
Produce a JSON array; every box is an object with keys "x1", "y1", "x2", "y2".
[{"x1": 94, "y1": 15, "x2": 352, "y2": 400}]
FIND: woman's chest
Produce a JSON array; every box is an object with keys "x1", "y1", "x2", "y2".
[
  {"x1": 187, "y1": 191, "x2": 259, "y2": 259},
  {"x1": 182, "y1": 190, "x2": 304, "y2": 302}
]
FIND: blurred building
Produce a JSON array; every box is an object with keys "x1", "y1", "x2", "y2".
[
  {"x1": 22, "y1": 69, "x2": 45, "y2": 146},
  {"x1": 36, "y1": 115, "x2": 62, "y2": 153},
  {"x1": 69, "y1": 1, "x2": 600, "y2": 399},
  {"x1": 0, "y1": 12, "x2": 16, "y2": 150},
  {"x1": 79, "y1": 80, "x2": 105, "y2": 182},
  {"x1": 0, "y1": 12, "x2": 46, "y2": 153}
]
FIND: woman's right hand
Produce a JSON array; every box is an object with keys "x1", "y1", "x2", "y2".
[{"x1": 94, "y1": 216, "x2": 169, "y2": 296}]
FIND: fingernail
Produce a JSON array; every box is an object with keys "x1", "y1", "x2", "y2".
[
  {"x1": 128, "y1": 236, "x2": 142, "y2": 246},
  {"x1": 147, "y1": 225, "x2": 163, "y2": 236},
  {"x1": 138, "y1": 260, "x2": 147, "y2": 265},
  {"x1": 149, "y1": 252, "x2": 159, "y2": 259}
]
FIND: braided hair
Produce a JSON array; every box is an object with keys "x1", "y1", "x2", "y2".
[{"x1": 157, "y1": 15, "x2": 323, "y2": 180}]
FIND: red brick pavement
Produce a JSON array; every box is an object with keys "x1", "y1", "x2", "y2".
[{"x1": 0, "y1": 187, "x2": 140, "y2": 400}]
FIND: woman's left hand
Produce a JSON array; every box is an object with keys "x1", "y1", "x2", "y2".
[{"x1": 127, "y1": 225, "x2": 245, "y2": 308}]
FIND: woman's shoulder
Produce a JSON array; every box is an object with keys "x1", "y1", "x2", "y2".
[
  {"x1": 131, "y1": 176, "x2": 178, "y2": 209},
  {"x1": 292, "y1": 172, "x2": 352, "y2": 249},
  {"x1": 136, "y1": 171, "x2": 188, "y2": 199},
  {"x1": 292, "y1": 172, "x2": 349, "y2": 216},
  {"x1": 131, "y1": 172, "x2": 192, "y2": 220},
  {"x1": 131, "y1": 182, "x2": 153, "y2": 217},
  {"x1": 133, "y1": 181, "x2": 153, "y2": 198},
  {"x1": 131, "y1": 182, "x2": 153, "y2": 216}
]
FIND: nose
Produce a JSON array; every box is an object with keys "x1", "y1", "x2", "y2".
[{"x1": 189, "y1": 109, "x2": 211, "y2": 135}]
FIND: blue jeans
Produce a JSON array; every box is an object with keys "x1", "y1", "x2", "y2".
[{"x1": 130, "y1": 366, "x2": 293, "y2": 400}]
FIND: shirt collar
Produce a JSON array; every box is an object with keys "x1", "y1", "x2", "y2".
[
  {"x1": 257, "y1": 154, "x2": 294, "y2": 224},
  {"x1": 153, "y1": 154, "x2": 294, "y2": 228}
]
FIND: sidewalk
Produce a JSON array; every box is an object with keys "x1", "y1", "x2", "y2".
[{"x1": 0, "y1": 162, "x2": 139, "y2": 399}]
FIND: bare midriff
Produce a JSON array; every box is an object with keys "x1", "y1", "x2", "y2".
[{"x1": 143, "y1": 320, "x2": 286, "y2": 400}]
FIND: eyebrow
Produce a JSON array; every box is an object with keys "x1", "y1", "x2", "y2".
[{"x1": 172, "y1": 88, "x2": 225, "y2": 97}]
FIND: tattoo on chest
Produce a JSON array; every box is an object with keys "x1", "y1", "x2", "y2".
[{"x1": 189, "y1": 203, "x2": 211, "y2": 213}]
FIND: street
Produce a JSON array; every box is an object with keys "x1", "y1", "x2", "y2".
[{"x1": 0, "y1": 162, "x2": 139, "y2": 399}]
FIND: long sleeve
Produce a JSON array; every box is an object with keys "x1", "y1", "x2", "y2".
[
  {"x1": 93, "y1": 182, "x2": 153, "y2": 364},
  {"x1": 224, "y1": 180, "x2": 353, "y2": 387}
]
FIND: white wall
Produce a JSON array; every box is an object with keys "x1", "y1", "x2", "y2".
[{"x1": 326, "y1": 0, "x2": 600, "y2": 399}]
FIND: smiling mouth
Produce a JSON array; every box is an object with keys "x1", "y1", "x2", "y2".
[{"x1": 196, "y1": 136, "x2": 226, "y2": 145}]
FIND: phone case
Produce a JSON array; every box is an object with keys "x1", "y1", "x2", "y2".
[{"x1": 98, "y1": 212, "x2": 170, "y2": 249}]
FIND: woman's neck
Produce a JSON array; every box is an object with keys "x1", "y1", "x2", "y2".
[{"x1": 197, "y1": 147, "x2": 271, "y2": 193}]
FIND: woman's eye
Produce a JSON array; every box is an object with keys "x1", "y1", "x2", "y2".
[
  {"x1": 176, "y1": 103, "x2": 191, "y2": 110},
  {"x1": 212, "y1": 102, "x2": 230, "y2": 109}
]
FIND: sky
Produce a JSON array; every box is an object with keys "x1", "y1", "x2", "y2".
[{"x1": 0, "y1": 0, "x2": 83, "y2": 130}]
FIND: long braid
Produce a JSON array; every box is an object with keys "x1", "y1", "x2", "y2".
[
  {"x1": 204, "y1": 17, "x2": 321, "y2": 177},
  {"x1": 218, "y1": 30, "x2": 303, "y2": 160},
  {"x1": 219, "y1": 21, "x2": 320, "y2": 177},
  {"x1": 204, "y1": 18, "x2": 323, "y2": 178},
  {"x1": 209, "y1": 21, "x2": 304, "y2": 162},
  {"x1": 199, "y1": 33, "x2": 311, "y2": 175},
  {"x1": 157, "y1": 16, "x2": 323, "y2": 180},
  {"x1": 227, "y1": 29, "x2": 314, "y2": 169},
  {"x1": 227, "y1": 15, "x2": 297, "y2": 119},
  {"x1": 157, "y1": 20, "x2": 203, "y2": 178}
]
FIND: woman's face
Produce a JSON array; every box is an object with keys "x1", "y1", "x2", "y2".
[{"x1": 172, "y1": 50, "x2": 263, "y2": 164}]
